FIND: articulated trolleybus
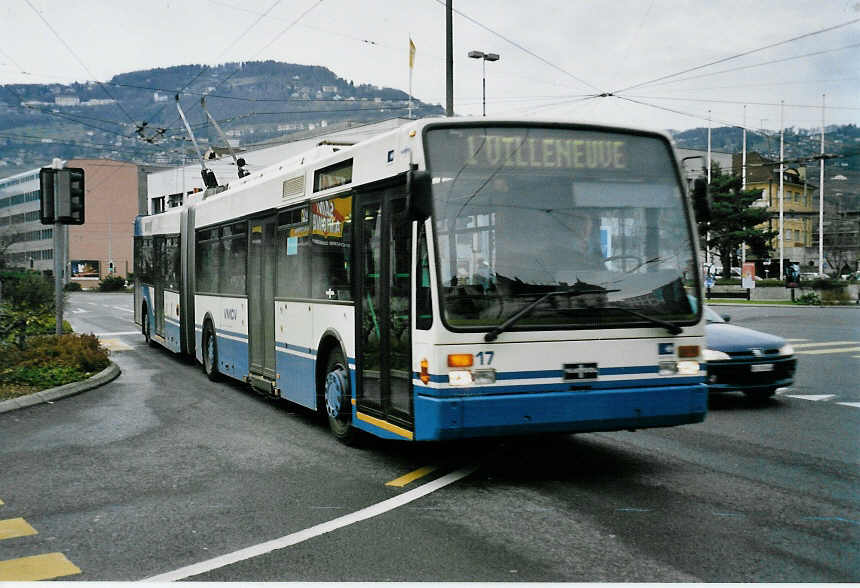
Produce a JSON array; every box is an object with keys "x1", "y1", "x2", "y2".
[{"x1": 134, "y1": 118, "x2": 707, "y2": 443}]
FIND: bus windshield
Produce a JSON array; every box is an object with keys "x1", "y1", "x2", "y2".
[{"x1": 424, "y1": 125, "x2": 700, "y2": 332}]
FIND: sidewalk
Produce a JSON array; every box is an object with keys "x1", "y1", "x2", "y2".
[{"x1": 0, "y1": 362, "x2": 120, "y2": 414}]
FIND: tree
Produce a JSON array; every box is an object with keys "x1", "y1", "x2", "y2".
[
  {"x1": 0, "y1": 226, "x2": 23, "y2": 270},
  {"x1": 698, "y1": 166, "x2": 776, "y2": 278}
]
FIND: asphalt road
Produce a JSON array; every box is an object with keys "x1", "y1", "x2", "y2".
[{"x1": 0, "y1": 293, "x2": 856, "y2": 581}]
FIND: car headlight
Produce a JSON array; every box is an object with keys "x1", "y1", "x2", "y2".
[
  {"x1": 778, "y1": 343, "x2": 794, "y2": 356},
  {"x1": 703, "y1": 348, "x2": 731, "y2": 361}
]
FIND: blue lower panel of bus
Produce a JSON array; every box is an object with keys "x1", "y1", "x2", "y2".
[
  {"x1": 413, "y1": 383, "x2": 707, "y2": 441},
  {"x1": 215, "y1": 333, "x2": 250, "y2": 381},
  {"x1": 159, "y1": 318, "x2": 181, "y2": 353},
  {"x1": 275, "y1": 345, "x2": 316, "y2": 410}
]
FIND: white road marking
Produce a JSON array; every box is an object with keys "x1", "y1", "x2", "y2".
[
  {"x1": 141, "y1": 466, "x2": 477, "y2": 582},
  {"x1": 795, "y1": 347, "x2": 860, "y2": 355},
  {"x1": 785, "y1": 338, "x2": 809, "y2": 342},
  {"x1": 112, "y1": 306, "x2": 133, "y2": 313},
  {"x1": 791, "y1": 341, "x2": 857, "y2": 349},
  {"x1": 836, "y1": 402, "x2": 860, "y2": 409},
  {"x1": 93, "y1": 331, "x2": 140, "y2": 337},
  {"x1": 784, "y1": 394, "x2": 836, "y2": 402}
]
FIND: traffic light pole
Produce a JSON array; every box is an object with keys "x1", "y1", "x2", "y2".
[
  {"x1": 53, "y1": 223, "x2": 65, "y2": 335},
  {"x1": 51, "y1": 159, "x2": 64, "y2": 335}
]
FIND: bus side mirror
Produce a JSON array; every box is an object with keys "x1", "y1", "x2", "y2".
[
  {"x1": 691, "y1": 177, "x2": 710, "y2": 224},
  {"x1": 407, "y1": 169, "x2": 433, "y2": 221}
]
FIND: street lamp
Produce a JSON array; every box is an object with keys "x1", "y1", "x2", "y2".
[{"x1": 468, "y1": 50, "x2": 500, "y2": 116}]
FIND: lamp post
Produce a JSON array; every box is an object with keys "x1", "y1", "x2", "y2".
[{"x1": 467, "y1": 50, "x2": 499, "y2": 116}]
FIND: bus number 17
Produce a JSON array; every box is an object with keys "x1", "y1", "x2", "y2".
[{"x1": 475, "y1": 351, "x2": 494, "y2": 366}]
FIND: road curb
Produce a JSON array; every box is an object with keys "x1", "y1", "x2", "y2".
[{"x1": 0, "y1": 362, "x2": 121, "y2": 414}]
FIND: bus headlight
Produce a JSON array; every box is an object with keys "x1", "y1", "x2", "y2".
[
  {"x1": 703, "y1": 349, "x2": 730, "y2": 361},
  {"x1": 448, "y1": 370, "x2": 473, "y2": 386},
  {"x1": 448, "y1": 368, "x2": 496, "y2": 386},
  {"x1": 676, "y1": 360, "x2": 700, "y2": 375}
]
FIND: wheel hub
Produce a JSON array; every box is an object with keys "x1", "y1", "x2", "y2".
[{"x1": 325, "y1": 367, "x2": 348, "y2": 419}]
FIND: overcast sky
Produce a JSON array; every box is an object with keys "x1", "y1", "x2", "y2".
[{"x1": 1, "y1": 0, "x2": 859, "y2": 134}]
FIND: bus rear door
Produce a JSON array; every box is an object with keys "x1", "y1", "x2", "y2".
[{"x1": 248, "y1": 216, "x2": 277, "y2": 386}]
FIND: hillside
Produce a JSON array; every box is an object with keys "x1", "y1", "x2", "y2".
[
  {"x1": 673, "y1": 124, "x2": 859, "y2": 209},
  {"x1": 0, "y1": 61, "x2": 443, "y2": 176}
]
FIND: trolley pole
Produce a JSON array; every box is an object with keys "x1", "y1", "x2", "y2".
[{"x1": 445, "y1": 0, "x2": 453, "y2": 117}]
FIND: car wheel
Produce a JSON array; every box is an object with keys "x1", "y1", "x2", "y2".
[{"x1": 743, "y1": 387, "x2": 776, "y2": 401}]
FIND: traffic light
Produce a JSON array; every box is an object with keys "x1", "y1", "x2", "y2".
[
  {"x1": 39, "y1": 167, "x2": 55, "y2": 224},
  {"x1": 57, "y1": 168, "x2": 85, "y2": 224},
  {"x1": 39, "y1": 167, "x2": 85, "y2": 225}
]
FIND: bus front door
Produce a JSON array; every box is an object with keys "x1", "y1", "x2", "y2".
[
  {"x1": 356, "y1": 188, "x2": 414, "y2": 435},
  {"x1": 248, "y1": 217, "x2": 277, "y2": 383}
]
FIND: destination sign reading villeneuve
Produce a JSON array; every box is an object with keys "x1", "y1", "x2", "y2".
[{"x1": 464, "y1": 135, "x2": 627, "y2": 170}]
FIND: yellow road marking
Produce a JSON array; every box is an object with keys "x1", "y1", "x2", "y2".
[
  {"x1": 795, "y1": 346, "x2": 860, "y2": 355},
  {"x1": 0, "y1": 553, "x2": 81, "y2": 581},
  {"x1": 0, "y1": 498, "x2": 4, "y2": 506},
  {"x1": 385, "y1": 466, "x2": 437, "y2": 487},
  {"x1": 99, "y1": 338, "x2": 133, "y2": 351},
  {"x1": 0, "y1": 518, "x2": 37, "y2": 540},
  {"x1": 791, "y1": 341, "x2": 857, "y2": 349}
]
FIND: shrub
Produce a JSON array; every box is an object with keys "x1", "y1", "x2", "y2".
[
  {"x1": 1, "y1": 271, "x2": 55, "y2": 309},
  {"x1": 795, "y1": 292, "x2": 820, "y2": 305},
  {"x1": 98, "y1": 274, "x2": 127, "y2": 292},
  {"x1": 63, "y1": 282, "x2": 82, "y2": 292},
  {"x1": 820, "y1": 287, "x2": 850, "y2": 305},
  {"x1": 0, "y1": 333, "x2": 110, "y2": 390},
  {"x1": 810, "y1": 278, "x2": 842, "y2": 291}
]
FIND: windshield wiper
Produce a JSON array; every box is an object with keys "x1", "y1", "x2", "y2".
[
  {"x1": 587, "y1": 306, "x2": 683, "y2": 335},
  {"x1": 484, "y1": 287, "x2": 620, "y2": 342}
]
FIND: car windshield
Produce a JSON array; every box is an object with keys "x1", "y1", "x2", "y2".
[
  {"x1": 703, "y1": 306, "x2": 725, "y2": 323},
  {"x1": 425, "y1": 125, "x2": 701, "y2": 331}
]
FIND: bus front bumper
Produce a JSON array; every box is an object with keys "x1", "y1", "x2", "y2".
[{"x1": 413, "y1": 383, "x2": 707, "y2": 441}]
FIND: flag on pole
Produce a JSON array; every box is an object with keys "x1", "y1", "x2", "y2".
[{"x1": 409, "y1": 37, "x2": 416, "y2": 69}]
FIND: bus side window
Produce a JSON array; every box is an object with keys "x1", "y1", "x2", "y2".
[
  {"x1": 416, "y1": 223, "x2": 432, "y2": 330},
  {"x1": 277, "y1": 206, "x2": 311, "y2": 299},
  {"x1": 310, "y1": 195, "x2": 352, "y2": 301}
]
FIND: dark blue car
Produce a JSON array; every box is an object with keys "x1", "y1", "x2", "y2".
[{"x1": 703, "y1": 306, "x2": 797, "y2": 400}]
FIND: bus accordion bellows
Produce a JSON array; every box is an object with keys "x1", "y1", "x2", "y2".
[{"x1": 134, "y1": 117, "x2": 707, "y2": 443}]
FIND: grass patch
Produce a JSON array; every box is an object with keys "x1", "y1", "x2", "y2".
[{"x1": 707, "y1": 299, "x2": 797, "y2": 305}]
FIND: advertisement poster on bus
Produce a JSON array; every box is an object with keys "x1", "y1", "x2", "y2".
[
  {"x1": 311, "y1": 197, "x2": 351, "y2": 240},
  {"x1": 742, "y1": 262, "x2": 756, "y2": 289}
]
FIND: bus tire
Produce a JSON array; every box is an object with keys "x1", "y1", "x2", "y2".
[
  {"x1": 322, "y1": 349, "x2": 356, "y2": 444},
  {"x1": 142, "y1": 304, "x2": 153, "y2": 346},
  {"x1": 202, "y1": 323, "x2": 222, "y2": 382}
]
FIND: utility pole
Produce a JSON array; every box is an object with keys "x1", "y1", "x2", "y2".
[
  {"x1": 445, "y1": 0, "x2": 453, "y2": 117},
  {"x1": 705, "y1": 110, "x2": 711, "y2": 268},
  {"x1": 819, "y1": 94, "x2": 825, "y2": 275},
  {"x1": 741, "y1": 105, "x2": 747, "y2": 266},
  {"x1": 779, "y1": 100, "x2": 785, "y2": 280}
]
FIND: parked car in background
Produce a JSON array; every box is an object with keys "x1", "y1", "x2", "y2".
[{"x1": 702, "y1": 306, "x2": 797, "y2": 400}]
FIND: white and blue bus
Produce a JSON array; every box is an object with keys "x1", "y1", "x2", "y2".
[{"x1": 134, "y1": 118, "x2": 708, "y2": 443}]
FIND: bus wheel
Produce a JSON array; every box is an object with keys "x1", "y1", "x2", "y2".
[
  {"x1": 142, "y1": 306, "x2": 152, "y2": 345},
  {"x1": 202, "y1": 324, "x2": 221, "y2": 382},
  {"x1": 323, "y1": 350, "x2": 356, "y2": 444}
]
